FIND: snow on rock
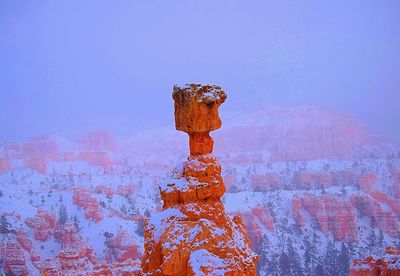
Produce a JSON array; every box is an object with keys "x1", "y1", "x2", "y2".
[
  {"x1": 293, "y1": 194, "x2": 358, "y2": 242},
  {"x1": 104, "y1": 229, "x2": 141, "y2": 263},
  {"x1": 25, "y1": 209, "x2": 57, "y2": 242},
  {"x1": 72, "y1": 188, "x2": 103, "y2": 222},
  {"x1": 2, "y1": 241, "x2": 28, "y2": 275},
  {"x1": 351, "y1": 194, "x2": 400, "y2": 237},
  {"x1": 187, "y1": 249, "x2": 231, "y2": 275},
  {"x1": 349, "y1": 246, "x2": 400, "y2": 275},
  {"x1": 141, "y1": 84, "x2": 258, "y2": 275}
]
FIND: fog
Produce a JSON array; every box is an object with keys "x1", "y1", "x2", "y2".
[{"x1": 1, "y1": 0, "x2": 399, "y2": 142}]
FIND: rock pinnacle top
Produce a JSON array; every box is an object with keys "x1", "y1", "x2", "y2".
[{"x1": 172, "y1": 83, "x2": 227, "y2": 133}]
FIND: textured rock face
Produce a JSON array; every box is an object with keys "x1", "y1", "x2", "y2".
[
  {"x1": 25, "y1": 209, "x2": 57, "y2": 241},
  {"x1": 72, "y1": 188, "x2": 103, "y2": 222},
  {"x1": 141, "y1": 84, "x2": 257, "y2": 275},
  {"x1": 104, "y1": 230, "x2": 140, "y2": 263},
  {"x1": 349, "y1": 246, "x2": 400, "y2": 275},
  {"x1": 3, "y1": 241, "x2": 28, "y2": 276},
  {"x1": 351, "y1": 195, "x2": 400, "y2": 237},
  {"x1": 173, "y1": 84, "x2": 227, "y2": 156},
  {"x1": 293, "y1": 194, "x2": 358, "y2": 242},
  {"x1": 232, "y1": 207, "x2": 274, "y2": 251}
]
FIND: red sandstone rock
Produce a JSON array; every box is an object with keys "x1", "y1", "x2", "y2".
[
  {"x1": 25, "y1": 209, "x2": 57, "y2": 241},
  {"x1": 104, "y1": 230, "x2": 140, "y2": 263},
  {"x1": 251, "y1": 172, "x2": 281, "y2": 192},
  {"x1": 77, "y1": 130, "x2": 117, "y2": 152},
  {"x1": 371, "y1": 191, "x2": 400, "y2": 215},
  {"x1": 4, "y1": 241, "x2": 28, "y2": 276},
  {"x1": 63, "y1": 151, "x2": 77, "y2": 162},
  {"x1": 293, "y1": 194, "x2": 358, "y2": 242},
  {"x1": 116, "y1": 184, "x2": 136, "y2": 197},
  {"x1": 172, "y1": 84, "x2": 227, "y2": 133},
  {"x1": 78, "y1": 151, "x2": 112, "y2": 170},
  {"x1": 358, "y1": 172, "x2": 377, "y2": 193},
  {"x1": 30, "y1": 249, "x2": 41, "y2": 270},
  {"x1": 251, "y1": 207, "x2": 274, "y2": 232},
  {"x1": 95, "y1": 184, "x2": 114, "y2": 197},
  {"x1": 53, "y1": 222, "x2": 98, "y2": 272},
  {"x1": 90, "y1": 259, "x2": 141, "y2": 275},
  {"x1": 232, "y1": 207, "x2": 274, "y2": 254},
  {"x1": 0, "y1": 158, "x2": 11, "y2": 172},
  {"x1": 24, "y1": 157, "x2": 47, "y2": 174},
  {"x1": 349, "y1": 246, "x2": 400, "y2": 275},
  {"x1": 172, "y1": 84, "x2": 226, "y2": 156},
  {"x1": 291, "y1": 171, "x2": 331, "y2": 190},
  {"x1": 15, "y1": 228, "x2": 32, "y2": 252},
  {"x1": 351, "y1": 194, "x2": 400, "y2": 237},
  {"x1": 72, "y1": 188, "x2": 103, "y2": 222},
  {"x1": 141, "y1": 84, "x2": 257, "y2": 275}
]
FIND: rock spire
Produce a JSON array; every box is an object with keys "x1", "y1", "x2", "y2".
[{"x1": 141, "y1": 84, "x2": 258, "y2": 275}]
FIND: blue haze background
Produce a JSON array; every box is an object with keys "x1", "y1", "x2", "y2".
[{"x1": 0, "y1": 1, "x2": 399, "y2": 142}]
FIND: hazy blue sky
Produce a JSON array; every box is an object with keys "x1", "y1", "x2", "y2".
[{"x1": 1, "y1": 1, "x2": 399, "y2": 142}]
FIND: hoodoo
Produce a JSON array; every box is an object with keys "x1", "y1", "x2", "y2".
[{"x1": 141, "y1": 84, "x2": 258, "y2": 275}]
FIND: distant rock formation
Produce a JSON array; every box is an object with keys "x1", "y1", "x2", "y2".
[
  {"x1": 141, "y1": 84, "x2": 258, "y2": 275},
  {"x1": 292, "y1": 194, "x2": 358, "y2": 243},
  {"x1": 349, "y1": 246, "x2": 400, "y2": 275}
]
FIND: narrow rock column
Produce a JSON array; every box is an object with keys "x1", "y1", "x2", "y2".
[{"x1": 141, "y1": 84, "x2": 258, "y2": 275}]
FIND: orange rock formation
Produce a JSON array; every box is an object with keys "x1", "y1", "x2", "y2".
[
  {"x1": 349, "y1": 246, "x2": 400, "y2": 275},
  {"x1": 141, "y1": 84, "x2": 258, "y2": 275}
]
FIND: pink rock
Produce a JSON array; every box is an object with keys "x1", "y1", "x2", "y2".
[
  {"x1": 293, "y1": 194, "x2": 358, "y2": 242},
  {"x1": 78, "y1": 152, "x2": 112, "y2": 170},
  {"x1": 25, "y1": 209, "x2": 57, "y2": 241},
  {"x1": 0, "y1": 158, "x2": 11, "y2": 172},
  {"x1": 251, "y1": 172, "x2": 281, "y2": 191},
  {"x1": 4, "y1": 242, "x2": 28, "y2": 276},
  {"x1": 72, "y1": 189, "x2": 103, "y2": 222},
  {"x1": 15, "y1": 228, "x2": 32, "y2": 252},
  {"x1": 105, "y1": 230, "x2": 140, "y2": 263},
  {"x1": 77, "y1": 130, "x2": 117, "y2": 152}
]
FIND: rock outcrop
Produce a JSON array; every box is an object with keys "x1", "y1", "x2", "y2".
[
  {"x1": 104, "y1": 230, "x2": 140, "y2": 263},
  {"x1": 349, "y1": 246, "x2": 400, "y2": 275},
  {"x1": 25, "y1": 209, "x2": 57, "y2": 241},
  {"x1": 72, "y1": 188, "x2": 103, "y2": 222},
  {"x1": 293, "y1": 194, "x2": 358, "y2": 242},
  {"x1": 141, "y1": 84, "x2": 258, "y2": 275},
  {"x1": 351, "y1": 195, "x2": 400, "y2": 237}
]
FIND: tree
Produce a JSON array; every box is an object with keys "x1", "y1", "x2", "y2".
[
  {"x1": 120, "y1": 204, "x2": 127, "y2": 215},
  {"x1": 268, "y1": 253, "x2": 280, "y2": 275},
  {"x1": 315, "y1": 264, "x2": 324, "y2": 275},
  {"x1": 104, "y1": 232, "x2": 115, "y2": 263},
  {"x1": 367, "y1": 230, "x2": 377, "y2": 256},
  {"x1": 304, "y1": 234, "x2": 317, "y2": 275},
  {"x1": 279, "y1": 252, "x2": 291, "y2": 275},
  {"x1": 144, "y1": 209, "x2": 151, "y2": 218},
  {"x1": 337, "y1": 242, "x2": 350, "y2": 276},
  {"x1": 135, "y1": 217, "x2": 145, "y2": 237},
  {"x1": 73, "y1": 216, "x2": 82, "y2": 232},
  {"x1": 286, "y1": 237, "x2": 303, "y2": 275},
  {"x1": 377, "y1": 230, "x2": 384, "y2": 248},
  {"x1": 256, "y1": 234, "x2": 270, "y2": 274},
  {"x1": 324, "y1": 239, "x2": 339, "y2": 276},
  {"x1": 58, "y1": 203, "x2": 68, "y2": 225},
  {"x1": 0, "y1": 216, "x2": 11, "y2": 238}
]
